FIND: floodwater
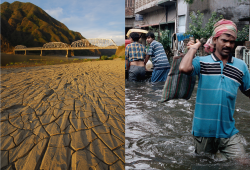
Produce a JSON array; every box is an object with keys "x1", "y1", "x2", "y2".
[
  {"x1": 125, "y1": 80, "x2": 250, "y2": 170},
  {"x1": 1, "y1": 53, "x2": 100, "y2": 66}
]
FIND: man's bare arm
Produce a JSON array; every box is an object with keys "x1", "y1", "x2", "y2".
[{"x1": 179, "y1": 39, "x2": 201, "y2": 73}]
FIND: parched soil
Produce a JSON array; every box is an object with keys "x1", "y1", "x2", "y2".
[{"x1": 1, "y1": 59, "x2": 125, "y2": 170}]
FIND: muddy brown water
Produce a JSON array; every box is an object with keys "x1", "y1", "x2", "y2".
[{"x1": 125, "y1": 81, "x2": 250, "y2": 170}]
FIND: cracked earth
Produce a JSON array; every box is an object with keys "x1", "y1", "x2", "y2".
[{"x1": 1, "y1": 59, "x2": 125, "y2": 170}]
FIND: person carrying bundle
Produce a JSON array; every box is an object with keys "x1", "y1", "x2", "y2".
[{"x1": 179, "y1": 19, "x2": 250, "y2": 160}]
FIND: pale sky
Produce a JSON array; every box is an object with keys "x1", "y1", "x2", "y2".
[{"x1": 2, "y1": 0, "x2": 125, "y2": 45}]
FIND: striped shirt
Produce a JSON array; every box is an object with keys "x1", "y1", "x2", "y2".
[
  {"x1": 125, "y1": 42, "x2": 146, "y2": 62},
  {"x1": 191, "y1": 53, "x2": 250, "y2": 138},
  {"x1": 147, "y1": 40, "x2": 170, "y2": 70}
]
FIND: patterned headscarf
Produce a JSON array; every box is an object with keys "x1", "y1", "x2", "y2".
[{"x1": 204, "y1": 19, "x2": 237, "y2": 53}]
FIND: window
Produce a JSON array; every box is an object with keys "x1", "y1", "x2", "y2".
[{"x1": 178, "y1": 15, "x2": 186, "y2": 33}]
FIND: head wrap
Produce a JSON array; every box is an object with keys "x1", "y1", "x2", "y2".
[{"x1": 204, "y1": 19, "x2": 237, "y2": 53}]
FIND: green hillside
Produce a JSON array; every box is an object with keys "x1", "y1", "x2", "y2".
[{"x1": 1, "y1": 1, "x2": 84, "y2": 52}]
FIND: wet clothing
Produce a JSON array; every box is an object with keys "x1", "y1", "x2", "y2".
[
  {"x1": 151, "y1": 68, "x2": 170, "y2": 82},
  {"x1": 125, "y1": 42, "x2": 146, "y2": 81},
  {"x1": 191, "y1": 53, "x2": 250, "y2": 138},
  {"x1": 193, "y1": 133, "x2": 245, "y2": 160},
  {"x1": 147, "y1": 40, "x2": 170, "y2": 70},
  {"x1": 147, "y1": 40, "x2": 170, "y2": 82},
  {"x1": 129, "y1": 65, "x2": 145, "y2": 81},
  {"x1": 125, "y1": 42, "x2": 146, "y2": 62}
]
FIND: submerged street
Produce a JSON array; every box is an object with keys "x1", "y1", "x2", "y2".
[{"x1": 125, "y1": 81, "x2": 250, "y2": 170}]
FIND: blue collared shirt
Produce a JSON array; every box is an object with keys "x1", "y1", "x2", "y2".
[{"x1": 191, "y1": 53, "x2": 250, "y2": 138}]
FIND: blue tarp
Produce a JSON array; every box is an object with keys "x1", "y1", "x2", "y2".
[{"x1": 176, "y1": 33, "x2": 192, "y2": 42}]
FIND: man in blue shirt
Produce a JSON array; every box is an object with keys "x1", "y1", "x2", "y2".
[
  {"x1": 144, "y1": 32, "x2": 170, "y2": 82},
  {"x1": 125, "y1": 32, "x2": 146, "y2": 81},
  {"x1": 179, "y1": 19, "x2": 250, "y2": 160}
]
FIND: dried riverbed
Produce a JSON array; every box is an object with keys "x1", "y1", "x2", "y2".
[{"x1": 1, "y1": 59, "x2": 125, "y2": 169}]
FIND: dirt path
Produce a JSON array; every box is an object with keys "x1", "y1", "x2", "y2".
[{"x1": 1, "y1": 59, "x2": 125, "y2": 170}]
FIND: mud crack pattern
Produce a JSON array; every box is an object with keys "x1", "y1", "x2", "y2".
[{"x1": 1, "y1": 60, "x2": 125, "y2": 170}]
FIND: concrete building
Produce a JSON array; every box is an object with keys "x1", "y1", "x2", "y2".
[
  {"x1": 133, "y1": 0, "x2": 177, "y2": 37},
  {"x1": 125, "y1": 0, "x2": 135, "y2": 38},
  {"x1": 126, "y1": 0, "x2": 250, "y2": 34}
]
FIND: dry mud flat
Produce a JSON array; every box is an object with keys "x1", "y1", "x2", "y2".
[{"x1": 1, "y1": 59, "x2": 125, "y2": 170}]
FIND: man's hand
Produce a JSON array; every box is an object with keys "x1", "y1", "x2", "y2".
[
  {"x1": 187, "y1": 39, "x2": 202, "y2": 50},
  {"x1": 179, "y1": 39, "x2": 202, "y2": 74}
]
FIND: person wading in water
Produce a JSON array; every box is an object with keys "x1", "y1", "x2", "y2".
[{"x1": 179, "y1": 19, "x2": 250, "y2": 161}]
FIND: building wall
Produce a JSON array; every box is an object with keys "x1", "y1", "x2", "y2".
[
  {"x1": 135, "y1": 0, "x2": 158, "y2": 14},
  {"x1": 177, "y1": 0, "x2": 188, "y2": 32},
  {"x1": 135, "y1": 0, "x2": 176, "y2": 25},
  {"x1": 187, "y1": 0, "x2": 250, "y2": 31},
  {"x1": 126, "y1": 0, "x2": 135, "y2": 17},
  {"x1": 167, "y1": 4, "x2": 177, "y2": 22},
  {"x1": 125, "y1": 0, "x2": 135, "y2": 36},
  {"x1": 141, "y1": 8, "x2": 166, "y2": 26},
  {"x1": 126, "y1": 18, "x2": 135, "y2": 28}
]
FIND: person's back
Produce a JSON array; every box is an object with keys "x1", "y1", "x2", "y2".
[{"x1": 125, "y1": 32, "x2": 146, "y2": 81}]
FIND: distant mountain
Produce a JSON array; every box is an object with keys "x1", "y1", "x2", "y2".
[{"x1": 1, "y1": 1, "x2": 85, "y2": 52}]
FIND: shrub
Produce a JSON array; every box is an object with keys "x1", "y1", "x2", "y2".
[
  {"x1": 148, "y1": 26, "x2": 172, "y2": 55},
  {"x1": 159, "y1": 29, "x2": 172, "y2": 56},
  {"x1": 101, "y1": 55, "x2": 108, "y2": 60},
  {"x1": 111, "y1": 54, "x2": 118, "y2": 59},
  {"x1": 237, "y1": 25, "x2": 249, "y2": 41}
]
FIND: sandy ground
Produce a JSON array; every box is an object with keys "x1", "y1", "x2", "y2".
[{"x1": 1, "y1": 59, "x2": 125, "y2": 170}]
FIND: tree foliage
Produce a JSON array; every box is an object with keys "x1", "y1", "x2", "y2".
[
  {"x1": 159, "y1": 30, "x2": 172, "y2": 55},
  {"x1": 236, "y1": 25, "x2": 249, "y2": 41},
  {"x1": 148, "y1": 26, "x2": 171, "y2": 51},
  {"x1": 185, "y1": 11, "x2": 223, "y2": 40}
]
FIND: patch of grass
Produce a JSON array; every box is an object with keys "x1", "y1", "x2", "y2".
[
  {"x1": 120, "y1": 55, "x2": 125, "y2": 60},
  {"x1": 101, "y1": 55, "x2": 108, "y2": 60},
  {"x1": 110, "y1": 54, "x2": 118, "y2": 59}
]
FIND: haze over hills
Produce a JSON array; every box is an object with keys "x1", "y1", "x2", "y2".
[{"x1": 1, "y1": 1, "x2": 85, "y2": 52}]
